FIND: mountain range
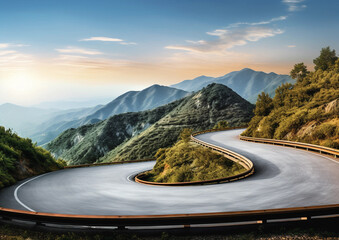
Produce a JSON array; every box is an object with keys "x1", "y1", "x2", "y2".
[
  {"x1": 0, "y1": 85, "x2": 189, "y2": 146},
  {"x1": 171, "y1": 68, "x2": 294, "y2": 103},
  {"x1": 1, "y1": 68, "x2": 292, "y2": 147},
  {"x1": 47, "y1": 83, "x2": 254, "y2": 165}
]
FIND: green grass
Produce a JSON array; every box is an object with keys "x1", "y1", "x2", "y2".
[{"x1": 139, "y1": 128, "x2": 246, "y2": 183}]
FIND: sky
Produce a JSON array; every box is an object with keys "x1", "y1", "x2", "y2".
[{"x1": 0, "y1": 0, "x2": 338, "y2": 106}]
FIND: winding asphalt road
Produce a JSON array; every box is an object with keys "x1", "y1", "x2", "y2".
[{"x1": 0, "y1": 129, "x2": 338, "y2": 215}]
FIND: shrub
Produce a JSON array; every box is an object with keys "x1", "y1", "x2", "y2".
[{"x1": 213, "y1": 120, "x2": 230, "y2": 129}]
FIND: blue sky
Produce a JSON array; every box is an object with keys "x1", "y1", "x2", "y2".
[{"x1": 0, "y1": 0, "x2": 338, "y2": 106}]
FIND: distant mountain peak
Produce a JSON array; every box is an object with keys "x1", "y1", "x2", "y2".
[
  {"x1": 1, "y1": 103, "x2": 19, "y2": 107},
  {"x1": 239, "y1": 67, "x2": 255, "y2": 72},
  {"x1": 170, "y1": 68, "x2": 294, "y2": 103},
  {"x1": 146, "y1": 84, "x2": 162, "y2": 89},
  {"x1": 192, "y1": 75, "x2": 213, "y2": 80}
]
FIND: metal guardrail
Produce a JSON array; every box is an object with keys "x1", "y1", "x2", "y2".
[
  {"x1": 240, "y1": 136, "x2": 339, "y2": 158},
  {"x1": 1, "y1": 204, "x2": 338, "y2": 228},
  {"x1": 191, "y1": 127, "x2": 254, "y2": 171},
  {"x1": 134, "y1": 127, "x2": 254, "y2": 186}
]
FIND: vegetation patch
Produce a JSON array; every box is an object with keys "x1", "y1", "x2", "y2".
[
  {"x1": 242, "y1": 47, "x2": 339, "y2": 149},
  {"x1": 139, "y1": 129, "x2": 246, "y2": 183},
  {"x1": 0, "y1": 126, "x2": 64, "y2": 189}
]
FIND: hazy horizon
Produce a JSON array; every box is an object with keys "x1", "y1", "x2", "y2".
[{"x1": 0, "y1": 67, "x2": 288, "y2": 108}]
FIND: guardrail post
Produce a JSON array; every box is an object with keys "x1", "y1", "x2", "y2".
[{"x1": 35, "y1": 221, "x2": 44, "y2": 226}]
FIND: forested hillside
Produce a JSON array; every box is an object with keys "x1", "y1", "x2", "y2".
[
  {"x1": 100, "y1": 83, "x2": 253, "y2": 163},
  {"x1": 47, "y1": 99, "x2": 184, "y2": 165},
  {"x1": 48, "y1": 84, "x2": 254, "y2": 165},
  {"x1": 0, "y1": 127, "x2": 63, "y2": 188},
  {"x1": 242, "y1": 47, "x2": 339, "y2": 149}
]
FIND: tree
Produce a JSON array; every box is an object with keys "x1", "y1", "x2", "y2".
[
  {"x1": 313, "y1": 46, "x2": 338, "y2": 71},
  {"x1": 213, "y1": 120, "x2": 229, "y2": 130},
  {"x1": 179, "y1": 128, "x2": 193, "y2": 143},
  {"x1": 254, "y1": 92, "x2": 273, "y2": 116},
  {"x1": 273, "y1": 83, "x2": 293, "y2": 108},
  {"x1": 290, "y1": 63, "x2": 309, "y2": 83}
]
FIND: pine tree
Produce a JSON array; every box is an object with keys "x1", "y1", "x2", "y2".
[
  {"x1": 254, "y1": 92, "x2": 273, "y2": 116},
  {"x1": 313, "y1": 46, "x2": 338, "y2": 71}
]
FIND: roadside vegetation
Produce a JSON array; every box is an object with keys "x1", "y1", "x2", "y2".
[
  {"x1": 212, "y1": 120, "x2": 230, "y2": 129},
  {"x1": 141, "y1": 128, "x2": 245, "y2": 183},
  {"x1": 242, "y1": 47, "x2": 339, "y2": 149},
  {"x1": 0, "y1": 126, "x2": 65, "y2": 188}
]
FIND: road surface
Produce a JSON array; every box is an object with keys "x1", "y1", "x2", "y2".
[{"x1": 0, "y1": 129, "x2": 338, "y2": 215}]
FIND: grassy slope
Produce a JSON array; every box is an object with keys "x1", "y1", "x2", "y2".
[
  {"x1": 0, "y1": 126, "x2": 62, "y2": 188},
  {"x1": 100, "y1": 83, "x2": 254, "y2": 163},
  {"x1": 143, "y1": 140, "x2": 245, "y2": 183},
  {"x1": 242, "y1": 60, "x2": 339, "y2": 149}
]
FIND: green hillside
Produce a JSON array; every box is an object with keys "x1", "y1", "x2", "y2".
[
  {"x1": 48, "y1": 83, "x2": 254, "y2": 165},
  {"x1": 100, "y1": 83, "x2": 253, "y2": 163},
  {"x1": 0, "y1": 127, "x2": 63, "y2": 188},
  {"x1": 47, "y1": 100, "x2": 183, "y2": 165},
  {"x1": 242, "y1": 47, "x2": 339, "y2": 148},
  {"x1": 141, "y1": 129, "x2": 246, "y2": 183}
]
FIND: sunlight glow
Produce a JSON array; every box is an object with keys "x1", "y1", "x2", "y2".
[{"x1": 3, "y1": 71, "x2": 39, "y2": 103}]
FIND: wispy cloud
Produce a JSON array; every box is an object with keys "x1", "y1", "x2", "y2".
[
  {"x1": 0, "y1": 43, "x2": 33, "y2": 71},
  {"x1": 166, "y1": 15, "x2": 286, "y2": 54},
  {"x1": 0, "y1": 43, "x2": 10, "y2": 48},
  {"x1": 0, "y1": 43, "x2": 29, "y2": 49},
  {"x1": 119, "y1": 42, "x2": 137, "y2": 45},
  {"x1": 54, "y1": 54, "x2": 133, "y2": 69},
  {"x1": 0, "y1": 53, "x2": 34, "y2": 71},
  {"x1": 80, "y1": 36, "x2": 137, "y2": 45},
  {"x1": 80, "y1": 37, "x2": 123, "y2": 42},
  {"x1": 282, "y1": 0, "x2": 307, "y2": 12},
  {"x1": 166, "y1": 26, "x2": 283, "y2": 54},
  {"x1": 287, "y1": 45, "x2": 296, "y2": 48},
  {"x1": 0, "y1": 50, "x2": 17, "y2": 56},
  {"x1": 56, "y1": 47, "x2": 103, "y2": 55},
  {"x1": 225, "y1": 16, "x2": 287, "y2": 28}
]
